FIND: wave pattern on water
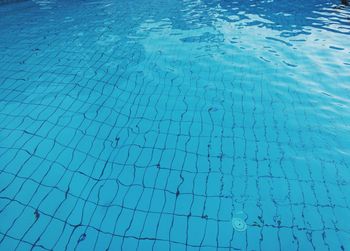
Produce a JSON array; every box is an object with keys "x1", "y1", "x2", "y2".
[{"x1": 0, "y1": 0, "x2": 349, "y2": 250}]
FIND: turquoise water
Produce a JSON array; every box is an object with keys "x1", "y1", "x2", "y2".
[{"x1": 0, "y1": 0, "x2": 350, "y2": 250}]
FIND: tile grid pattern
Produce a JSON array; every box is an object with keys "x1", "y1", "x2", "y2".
[{"x1": 0, "y1": 0, "x2": 350, "y2": 250}]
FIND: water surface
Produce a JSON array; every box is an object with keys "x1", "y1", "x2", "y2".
[{"x1": 0, "y1": 0, "x2": 350, "y2": 250}]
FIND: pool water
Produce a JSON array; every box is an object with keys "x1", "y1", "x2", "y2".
[{"x1": 0, "y1": 0, "x2": 350, "y2": 250}]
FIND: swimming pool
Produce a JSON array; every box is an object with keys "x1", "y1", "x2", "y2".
[{"x1": 0, "y1": 0, "x2": 350, "y2": 250}]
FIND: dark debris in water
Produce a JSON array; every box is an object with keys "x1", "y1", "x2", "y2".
[
  {"x1": 34, "y1": 209, "x2": 40, "y2": 221},
  {"x1": 78, "y1": 233, "x2": 87, "y2": 243}
]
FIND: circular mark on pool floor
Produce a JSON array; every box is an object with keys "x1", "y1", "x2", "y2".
[{"x1": 232, "y1": 217, "x2": 247, "y2": 232}]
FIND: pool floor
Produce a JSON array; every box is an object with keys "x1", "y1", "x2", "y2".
[{"x1": 0, "y1": 0, "x2": 350, "y2": 250}]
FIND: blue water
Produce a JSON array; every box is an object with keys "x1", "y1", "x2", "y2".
[{"x1": 0, "y1": 0, "x2": 350, "y2": 250}]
